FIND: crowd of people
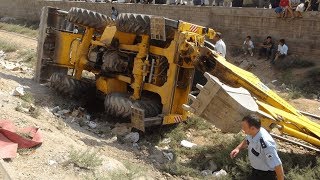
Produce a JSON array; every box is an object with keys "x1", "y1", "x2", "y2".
[
  {"x1": 211, "y1": 32, "x2": 288, "y2": 65},
  {"x1": 86, "y1": 0, "x2": 320, "y2": 11},
  {"x1": 241, "y1": 35, "x2": 288, "y2": 64},
  {"x1": 274, "y1": 0, "x2": 319, "y2": 19}
]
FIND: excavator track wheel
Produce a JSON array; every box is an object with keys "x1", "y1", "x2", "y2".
[
  {"x1": 48, "y1": 73, "x2": 95, "y2": 98},
  {"x1": 104, "y1": 93, "x2": 162, "y2": 119},
  {"x1": 67, "y1": 7, "x2": 114, "y2": 30}
]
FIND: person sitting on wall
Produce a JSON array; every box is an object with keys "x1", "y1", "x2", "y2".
[
  {"x1": 271, "y1": 0, "x2": 280, "y2": 8},
  {"x1": 213, "y1": 32, "x2": 227, "y2": 58},
  {"x1": 271, "y1": 39, "x2": 288, "y2": 64},
  {"x1": 288, "y1": 0, "x2": 301, "y2": 17},
  {"x1": 275, "y1": 0, "x2": 294, "y2": 18},
  {"x1": 259, "y1": 36, "x2": 275, "y2": 60},
  {"x1": 243, "y1": 36, "x2": 254, "y2": 56},
  {"x1": 306, "y1": 0, "x2": 319, "y2": 11},
  {"x1": 295, "y1": 1, "x2": 307, "y2": 17}
]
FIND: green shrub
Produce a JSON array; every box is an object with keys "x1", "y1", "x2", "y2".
[
  {"x1": 67, "y1": 148, "x2": 103, "y2": 170},
  {"x1": 0, "y1": 39, "x2": 17, "y2": 52},
  {"x1": 0, "y1": 22, "x2": 38, "y2": 38}
]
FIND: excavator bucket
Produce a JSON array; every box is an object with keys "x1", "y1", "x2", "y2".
[{"x1": 183, "y1": 72, "x2": 259, "y2": 133}]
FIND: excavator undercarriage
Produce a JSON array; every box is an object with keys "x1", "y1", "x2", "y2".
[{"x1": 35, "y1": 6, "x2": 320, "y2": 149}]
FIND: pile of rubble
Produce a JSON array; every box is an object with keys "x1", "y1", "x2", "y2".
[{"x1": 0, "y1": 50, "x2": 33, "y2": 75}]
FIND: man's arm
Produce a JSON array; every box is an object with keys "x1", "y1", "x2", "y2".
[
  {"x1": 230, "y1": 139, "x2": 248, "y2": 159},
  {"x1": 274, "y1": 164, "x2": 284, "y2": 180}
]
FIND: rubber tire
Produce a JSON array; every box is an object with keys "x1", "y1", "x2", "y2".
[
  {"x1": 49, "y1": 73, "x2": 95, "y2": 98},
  {"x1": 116, "y1": 13, "x2": 151, "y2": 35},
  {"x1": 67, "y1": 7, "x2": 114, "y2": 30},
  {"x1": 104, "y1": 93, "x2": 162, "y2": 119}
]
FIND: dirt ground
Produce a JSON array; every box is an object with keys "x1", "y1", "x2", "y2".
[{"x1": 0, "y1": 29, "x2": 320, "y2": 179}]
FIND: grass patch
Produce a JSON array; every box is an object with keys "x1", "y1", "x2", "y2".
[
  {"x1": 275, "y1": 55, "x2": 315, "y2": 70},
  {"x1": 17, "y1": 49, "x2": 36, "y2": 66},
  {"x1": 30, "y1": 107, "x2": 40, "y2": 119},
  {"x1": 67, "y1": 148, "x2": 103, "y2": 170},
  {"x1": 0, "y1": 22, "x2": 38, "y2": 38},
  {"x1": 0, "y1": 39, "x2": 18, "y2": 52},
  {"x1": 20, "y1": 92, "x2": 35, "y2": 103},
  {"x1": 287, "y1": 85, "x2": 303, "y2": 99},
  {"x1": 279, "y1": 68, "x2": 320, "y2": 98}
]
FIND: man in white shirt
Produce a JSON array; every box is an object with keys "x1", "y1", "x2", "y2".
[
  {"x1": 243, "y1": 36, "x2": 254, "y2": 56},
  {"x1": 272, "y1": 39, "x2": 288, "y2": 64},
  {"x1": 213, "y1": 32, "x2": 226, "y2": 58}
]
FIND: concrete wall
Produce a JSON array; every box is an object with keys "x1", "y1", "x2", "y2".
[{"x1": 1, "y1": 0, "x2": 320, "y2": 62}]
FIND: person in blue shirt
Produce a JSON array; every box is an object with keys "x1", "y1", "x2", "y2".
[
  {"x1": 111, "y1": 7, "x2": 118, "y2": 21},
  {"x1": 230, "y1": 114, "x2": 284, "y2": 180}
]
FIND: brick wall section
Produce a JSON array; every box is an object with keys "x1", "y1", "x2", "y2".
[{"x1": 1, "y1": 0, "x2": 320, "y2": 63}]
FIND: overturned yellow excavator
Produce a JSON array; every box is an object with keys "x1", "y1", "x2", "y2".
[{"x1": 35, "y1": 6, "x2": 320, "y2": 149}]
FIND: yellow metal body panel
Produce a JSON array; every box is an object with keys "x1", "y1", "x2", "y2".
[
  {"x1": 131, "y1": 35, "x2": 150, "y2": 100},
  {"x1": 70, "y1": 38, "x2": 81, "y2": 65},
  {"x1": 114, "y1": 31, "x2": 136, "y2": 45},
  {"x1": 54, "y1": 31, "x2": 82, "y2": 67},
  {"x1": 74, "y1": 28, "x2": 95, "y2": 79},
  {"x1": 96, "y1": 77, "x2": 127, "y2": 94},
  {"x1": 178, "y1": 21, "x2": 216, "y2": 39},
  {"x1": 163, "y1": 114, "x2": 185, "y2": 125},
  {"x1": 101, "y1": 26, "x2": 117, "y2": 45}
]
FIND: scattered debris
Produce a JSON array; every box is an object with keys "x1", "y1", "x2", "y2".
[
  {"x1": 50, "y1": 106, "x2": 60, "y2": 113},
  {"x1": 161, "y1": 138, "x2": 171, "y2": 144},
  {"x1": 311, "y1": 94, "x2": 318, "y2": 100},
  {"x1": 88, "y1": 121, "x2": 97, "y2": 129},
  {"x1": 111, "y1": 123, "x2": 132, "y2": 136},
  {"x1": 180, "y1": 140, "x2": 197, "y2": 148},
  {"x1": 266, "y1": 83, "x2": 276, "y2": 90},
  {"x1": 95, "y1": 156, "x2": 128, "y2": 174},
  {"x1": 201, "y1": 169, "x2": 212, "y2": 176},
  {"x1": 124, "y1": 132, "x2": 139, "y2": 143},
  {"x1": 207, "y1": 160, "x2": 218, "y2": 172},
  {"x1": 85, "y1": 115, "x2": 91, "y2": 120},
  {"x1": 0, "y1": 50, "x2": 5, "y2": 57},
  {"x1": 0, "y1": 17, "x2": 16, "y2": 23},
  {"x1": 0, "y1": 120, "x2": 42, "y2": 159},
  {"x1": 279, "y1": 83, "x2": 286, "y2": 90},
  {"x1": 71, "y1": 109, "x2": 80, "y2": 117},
  {"x1": 149, "y1": 148, "x2": 166, "y2": 164},
  {"x1": 48, "y1": 160, "x2": 57, "y2": 166},
  {"x1": 212, "y1": 169, "x2": 227, "y2": 178},
  {"x1": 132, "y1": 143, "x2": 139, "y2": 149},
  {"x1": 56, "y1": 109, "x2": 70, "y2": 116},
  {"x1": 239, "y1": 60, "x2": 255, "y2": 70},
  {"x1": 12, "y1": 86, "x2": 25, "y2": 96},
  {"x1": 162, "y1": 152, "x2": 174, "y2": 161},
  {"x1": 106, "y1": 136, "x2": 117, "y2": 143}
]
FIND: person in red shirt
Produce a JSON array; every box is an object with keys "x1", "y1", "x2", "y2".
[{"x1": 275, "y1": 0, "x2": 294, "y2": 18}]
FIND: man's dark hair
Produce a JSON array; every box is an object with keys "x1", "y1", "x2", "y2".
[
  {"x1": 242, "y1": 114, "x2": 261, "y2": 129},
  {"x1": 279, "y1": 39, "x2": 285, "y2": 44},
  {"x1": 216, "y1": 32, "x2": 222, "y2": 38},
  {"x1": 267, "y1": 36, "x2": 272, "y2": 39},
  {"x1": 247, "y1": 36, "x2": 251, "y2": 39},
  {"x1": 112, "y1": 7, "x2": 115, "y2": 10}
]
